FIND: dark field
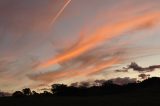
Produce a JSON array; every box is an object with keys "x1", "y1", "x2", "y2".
[{"x1": 0, "y1": 93, "x2": 160, "y2": 106}]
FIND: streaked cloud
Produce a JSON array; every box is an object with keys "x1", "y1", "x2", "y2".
[
  {"x1": 36, "y1": 12, "x2": 160, "y2": 69},
  {"x1": 0, "y1": 0, "x2": 160, "y2": 91}
]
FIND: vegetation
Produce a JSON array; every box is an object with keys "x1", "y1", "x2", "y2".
[
  {"x1": 11, "y1": 77, "x2": 160, "y2": 97},
  {"x1": 0, "y1": 77, "x2": 160, "y2": 106}
]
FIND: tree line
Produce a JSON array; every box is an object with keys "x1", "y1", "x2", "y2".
[{"x1": 12, "y1": 77, "x2": 160, "y2": 97}]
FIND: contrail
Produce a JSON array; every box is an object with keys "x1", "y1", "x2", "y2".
[{"x1": 50, "y1": 0, "x2": 71, "y2": 26}]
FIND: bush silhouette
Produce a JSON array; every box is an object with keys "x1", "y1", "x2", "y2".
[
  {"x1": 51, "y1": 84, "x2": 67, "y2": 95},
  {"x1": 32, "y1": 91, "x2": 39, "y2": 96},
  {"x1": 11, "y1": 77, "x2": 160, "y2": 97},
  {"x1": 22, "y1": 88, "x2": 32, "y2": 96},
  {"x1": 12, "y1": 91, "x2": 24, "y2": 97}
]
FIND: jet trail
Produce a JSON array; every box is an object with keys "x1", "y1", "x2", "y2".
[{"x1": 50, "y1": 0, "x2": 71, "y2": 26}]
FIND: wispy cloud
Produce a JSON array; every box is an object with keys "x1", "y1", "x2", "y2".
[
  {"x1": 0, "y1": 0, "x2": 160, "y2": 91},
  {"x1": 36, "y1": 12, "x2": 160, "y2": 69},
  {"x1": 29, "y1": 56, "x2": 120, "y2": 82},
  {"x1": 30, "y1": 10, "x2": 160, "y2": 86}
]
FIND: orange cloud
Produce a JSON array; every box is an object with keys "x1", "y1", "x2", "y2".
[
  {"x1": 36, "y1": 12, "x2": 160, "y2": 69},
  {"x1": 30, "y1": 57, "x2": 120, "y2": 82}
]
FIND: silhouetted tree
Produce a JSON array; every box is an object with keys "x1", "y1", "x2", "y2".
[
  {"x1": 22, "y1": 88, "x2": 32, "y2": 96},
  {"x1": 51, "y1": 84, "x2": 67, "y2": 95},
  {"x1": 41, "y1": 91, "x2": 52, "y2": 96},
  {"x1": 11, "y1": 77, "x2": 160, "y2": 97},
  {"x1": 32, "y1": 91, "x2": 39, "y2": 96},
  {"x1": 12, "y1": 91, "x2": 24, "y2": 97}
]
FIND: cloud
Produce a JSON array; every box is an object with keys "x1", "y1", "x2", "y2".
[
  {"x1": 70, "y1": 81, "x2": 96, "y2": 88},
  {"x1": 29, "y1": 56, "x2": 120, "y2": 83},
  {"x1": 116, "y1": 62, "x2": 160, "y2": 73},
  {"x1": 110, "y1": 77, "x2": 137, "y2": 85},
  {"x1": 0, "y1": 56, "x2": 40, "y2": 91},
  {"x1": 0, "y1": 0, "x2": 160, "y2": 91},
  {"x1": 29, "y1": 36, "x2": 160, "y2": 87},
  {"x1": 70, "y1": 77, "x2": 137, "y2": 87},
  {"x1": 29, "y1": 11, "x2": 160, "y2": 86},
  {"x1": 138, "y1": 74, "x2": 150, "y2": 80},
  {"x1": 36, "y1": 11, "x2": 160, "y2": 69},
  {"x1": 0, "y1": 0, "x2": 68, "y2": 59}
]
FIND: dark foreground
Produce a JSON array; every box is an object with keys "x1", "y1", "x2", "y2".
[
  {"x1": 0, "y1": 92, "x2": 160, "y2": 106},
  {"x1": 1, "y1": 77, "x2": 160, "y2": 106}
]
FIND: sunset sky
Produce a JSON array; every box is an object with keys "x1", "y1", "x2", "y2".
[{"x1": 0, "y1": 0, "x2": 160, "y2": 92}]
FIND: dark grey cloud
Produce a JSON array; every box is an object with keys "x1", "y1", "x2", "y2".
[
  {"x1": 115, "y1": 62, "x2": 160, "y2": 73},
  {"x1": 70, "y1": 80, "x2": 108, "y2": 87},
  {"x1": 110, "y1": 77, "x2": 137, "y2": 85},
  {"x1": 70, "y1": 77, "x2": 137, "y2": 87},
  {"x1": 138, "y1": 74, "x2": 150, "y2": 80},
  {"x1": 70, "y1": 80, "x2": 104, "y2": 87}
]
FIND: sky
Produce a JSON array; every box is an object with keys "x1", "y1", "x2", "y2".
[{"x1": 0, "y1": 0, "x2": 160, "y2": 92}]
